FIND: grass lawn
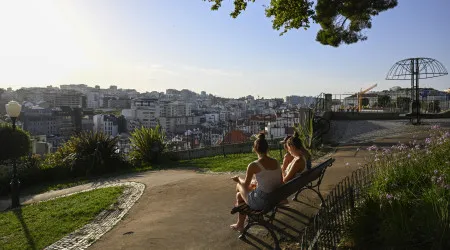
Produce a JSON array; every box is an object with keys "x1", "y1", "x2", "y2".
[
  {"x1": 172, "y1": 148, "x2": 333, "y2": 172},
  {"x1": 174, "y1": 149, "x2": 284, "y2": 172},
  {"x1": 174, "y1": 147, "x2": 334, "y2": 172},
  {"x1": 0, "y1": 186, "x2": 124, "y2": 250}
]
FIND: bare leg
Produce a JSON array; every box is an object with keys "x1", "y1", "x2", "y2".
[{"x1": 230, "y1": 183, "x2": 250, "y2": 232}]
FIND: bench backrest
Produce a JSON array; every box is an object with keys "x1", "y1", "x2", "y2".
[{"x1": 264, "y1": 158, "x2": 335, "y2": 212}]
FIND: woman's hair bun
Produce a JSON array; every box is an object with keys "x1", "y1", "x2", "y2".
[
  {"x1": 293, "y1": 131, "x2": 300, "y2": 138},
  {"x1": 257, "y1": 133, "x2": 266, "y2": 140}
]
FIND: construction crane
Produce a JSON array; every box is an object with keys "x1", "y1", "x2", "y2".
[{"x1": 357, "y1": 83, "x2": 378, "y2": 111}]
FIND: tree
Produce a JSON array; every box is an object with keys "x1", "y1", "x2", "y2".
[
  {"x1": 428, "y1": 100, "x2": 441, "y2": 113},
  {"x1": 377, "y1": 95, "x2": 391, "y2": 107},
  {"x1": 204, "y1": 0, "x2": 398, "y2": 47},
  {"x1": 129, "y1": 125, "x2": 166, "y2": 166},
  {"x1": 361, "y1": 98, "x2": 369, "y2": 107},
  {"x1": 43, "y1": 132, "x2": 124, "y2": 177},
  {"x1": 396, "y1": 97, "x2": 411, "y2": 111},
  {"x1": 0, "y1": 124, "x2": 31, "y2": 162}
]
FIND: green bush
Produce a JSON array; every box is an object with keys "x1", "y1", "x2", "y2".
[
  {"x1": 129, "y1": 125, "x2": 165, "y2": 166},
  {"x1": 0, "y1": 154, "x2": 48, "y2": 196},
  {"x1": 43, "y1": 132, "x2": 127, "y2": 177},
  {"x1": 0, "y1": 123, "x2": 30, "y2": 161},
  {"x1": 345, "y1": 128, "x2": 450, "y2": 249}
]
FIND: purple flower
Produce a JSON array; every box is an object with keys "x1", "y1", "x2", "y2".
[
  {"x1": 415, "y1": 145, "x2": 420, "y2": 150},
  {"x1": 407, "y1": 154, "x2": 411, "y2": 158},
  {"x1": 434, "y1": 170, "x2": 439, "y2": 175},
  {"x1": 386, "y1": 194, "x2": 393, "y2": 200},
  {"x1": 431, "y1": 125, "x2": 440, "y2": 130},
  {"x1": 425, "y1": 138, "x2": 432, "y2": 144}
]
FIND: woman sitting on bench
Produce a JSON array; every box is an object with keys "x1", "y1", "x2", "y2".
[
  {"x1": 283, "y1": 132, "x2": 312, "y2": 183},
  {"x1": 230, "y1": 133, "x2": 283, "y2": 232},
  {"x1": 280, "y1": 135, "x2": 295, "y2": 175}
]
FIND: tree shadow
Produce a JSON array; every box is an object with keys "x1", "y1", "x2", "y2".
[{"x1": 13, "y1": 208, "x2": 37, "y2": 250}]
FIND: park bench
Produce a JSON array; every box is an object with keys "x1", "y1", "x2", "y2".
[{"x1": 230, "y1": 158, "x2": 335, "y2": 250}]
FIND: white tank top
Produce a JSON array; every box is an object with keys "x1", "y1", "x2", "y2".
[{"x1": 253, "y1": 161, "x2": 282, "y2": 193}]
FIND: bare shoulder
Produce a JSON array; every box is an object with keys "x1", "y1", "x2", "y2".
[
  {"x1": 284, "y1": 153, "x2": 294, "y2": 160},
  {"x1": 247, "y1": 161, "x2": 257, "y2": 168},
  {"x1": 247, "y1": 162, "x2": 260, "y2": 172},
  {"x1": 266, "y1": 157, "x2": 280, "y2": 169}
]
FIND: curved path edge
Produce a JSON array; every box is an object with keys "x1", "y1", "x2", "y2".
[{"x1": 43, "y1": 181, "x2": 145, "y2": 250}]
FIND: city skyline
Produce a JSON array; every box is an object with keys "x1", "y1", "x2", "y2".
[{"x1": 0, "y1": 0, "x2": 449, "y2": 98}]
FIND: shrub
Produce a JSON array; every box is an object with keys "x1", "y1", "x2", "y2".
[
  {"x1": 294, "y1": 109, "x2": 320, "y2": 154},
  {"x1": 129, "y1": 125, "x2": 165, "y2": 166},
  {"x1": 43, "y1": 132, "x2": 127, "y2": 177},
  {"x1": 345, "y1": 127, "x2": 450, "y2": 249},
  {"x1": 0, "y1": 123, "x2": 30, "y2": 161}
]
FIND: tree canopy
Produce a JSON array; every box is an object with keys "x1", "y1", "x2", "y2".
[
  {"x1": 204, "y1": 0, "x2": 398, "y2": 47},
  {"x1": 0, "y1": 124, "x2": 30, "y2": 161}
]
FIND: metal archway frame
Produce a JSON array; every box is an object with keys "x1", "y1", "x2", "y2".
[{"x1": 386, "y1": 58, "x2": 448, "y2": 124}]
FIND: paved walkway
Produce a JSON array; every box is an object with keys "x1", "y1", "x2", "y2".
[{"x1": 0, "y1": 129, "x2": 434, "y2": 250}]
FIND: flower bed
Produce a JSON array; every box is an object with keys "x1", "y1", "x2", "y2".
[{"x1": 343, "y1": 125, "x2": 450, "y2": 249}]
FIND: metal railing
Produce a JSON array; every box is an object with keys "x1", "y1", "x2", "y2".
[{"x1": 300, "y1": 163, "x2": 377, "y2": 249}]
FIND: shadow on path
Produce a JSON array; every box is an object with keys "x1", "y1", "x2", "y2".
[
  {"x1": 237, "y1": 203, "x2": 316, "y2": 249},
  {"x1": 13, "y1": 208, "x2": 37, "y2": 250}
]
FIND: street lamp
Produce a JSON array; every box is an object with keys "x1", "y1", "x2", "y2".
[{"x1": 5, "y1": 100, "x2": 22, "y2": 209}]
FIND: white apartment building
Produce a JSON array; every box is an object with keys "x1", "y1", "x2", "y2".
[
  {"x1": 205, "y1": 113, "x2": 220, "y2": 124},
  {"x1": 219, "y1": 111, "x2": 230, "y2": 122},
  {"x1": 122, "y1": 98, "x2": 199, "y2": 132},
  {"x1": 30, "y1": 135, "x2": 53, "y2": 156},
  {"x1": 122, "y1": 98, "x2": 161, "y2": 129},
  {"x1": 93, "y1": 114, "x2": 118, "y2": 137}
]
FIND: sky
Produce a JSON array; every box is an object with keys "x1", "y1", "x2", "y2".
[{"x1": 0, "y1": 0, "x2": 449, "y2": 98}]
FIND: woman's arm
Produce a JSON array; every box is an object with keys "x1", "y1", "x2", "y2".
[
  {"x1": 282, "y1": 158, "x2": 306, "y2": 183},
  {"x1": 281, "y1": 154, "x2": 294, "y2": 173},
  {"x1": 242, "y1": 163, "x2": 257, "y2": 187},
  {"x1": 233, "y1": 163, "x2": 257, "y2": 187}
]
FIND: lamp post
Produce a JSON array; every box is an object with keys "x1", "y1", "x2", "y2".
[{"x1": 5, "y1": 100, "x2": 22, "y2": 209}]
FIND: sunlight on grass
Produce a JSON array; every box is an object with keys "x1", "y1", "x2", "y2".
[
  {"x1": 177, "y1": 149, "x2": 284, "y2": 172},
  {"x1": 0, "y1": 186, "x2": 124, "y2": 250}
]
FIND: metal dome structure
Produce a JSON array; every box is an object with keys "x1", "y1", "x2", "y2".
[{"x1": 386, "y1": 57, "x2": 448, "y2": 124}]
